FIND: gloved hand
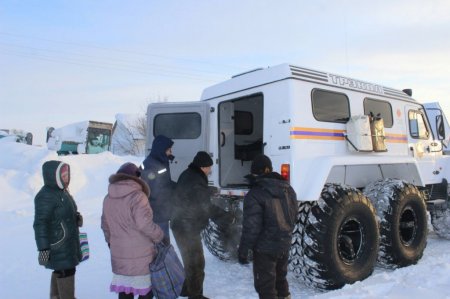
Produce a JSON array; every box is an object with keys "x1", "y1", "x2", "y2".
[
  {"x1": 214, "y1": 212, "x2": 235, "y2": 227},
  {"x1": 38, "y1": 249, "x2": 50, "y2": 266},
  {"x1": 76, "y1": 212, "x2": 83, "y2": 227},
  {"x1": 161, "y1": 235, "x2": 170, "y2": 246},
  {"x1": 208, "y1": 186, "x2": 219, "y2": 196},
  {"x1": 224, "y1": 212, "x2": 235, "y2": 225},
  {"x1": 238, "y1": 249, "x2": 249, "y2": 265}
]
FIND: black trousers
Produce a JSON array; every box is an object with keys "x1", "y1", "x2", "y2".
[
  {"x1": 253, "y1": 250, "x2": 290, "y2": 299},
  {"x1": 172, "y1": 228, "x2": 205, "y2": 298}
]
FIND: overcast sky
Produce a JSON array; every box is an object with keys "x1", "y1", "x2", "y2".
[{"x1": 1, "y1": 0, "x2": 449, "y2": 145}]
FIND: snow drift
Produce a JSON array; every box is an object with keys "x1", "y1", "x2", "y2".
[{"x1": 0, "y1": 142, "x2": 449, "y2": 298}]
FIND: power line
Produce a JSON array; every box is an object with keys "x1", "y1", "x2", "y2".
[
  {"x1": 0, "y1": 31, "x2": 246, "y2": 71},
  {"x1": 0, "y1": 49, "x2": 222, "y2": 82},
  {"x1": 0, "y1": 41, "x2": 229, "y2": 78}
]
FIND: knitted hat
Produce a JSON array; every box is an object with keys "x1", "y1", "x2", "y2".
[
  {"x1": 117, "y1": 162, "x2": 141, "y2": 177},
  {"x1": 251, "y1": 154, "x2": 273, "y2": 175},
  {"x1": 192, "y1": 151, "x2": 213, "y2": 168}
]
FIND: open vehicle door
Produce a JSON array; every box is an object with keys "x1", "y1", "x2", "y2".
[{"x1": 146, "y1": 102, "x2": 210, "y2": 180}]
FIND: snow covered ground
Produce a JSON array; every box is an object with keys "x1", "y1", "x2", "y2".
[{"x1": 1, "y1": 141, "x2": 449, "y2": 299}]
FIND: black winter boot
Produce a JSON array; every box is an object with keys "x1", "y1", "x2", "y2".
[
  {"x1": 138, "y1": 290, "x2": 154, "y2": 299},
  {"x1": 118, "y1": 292, "x2": 134, "y2": 299},
  {"x1": 50, "y1": 272, "x2": 59, "y2": 299},
  {"x1": 56, "y1": 275, "x2": 75, "y2": 299}
]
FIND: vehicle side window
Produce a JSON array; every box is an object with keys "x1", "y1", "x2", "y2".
[
  {"x1": 154, "y1": 112, "x2": 201, "y2": 139},
  {"x1": 311, "y1": 89, "x2": 350, "y2": 123},
  {"x1": 363, "y1": 98, "x2": 393, "y2": 128},
  {"x1": 408, "y1": 110, "x2": 430, "y2": 139}
]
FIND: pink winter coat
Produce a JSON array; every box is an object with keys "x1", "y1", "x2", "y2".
[{"x1": 101, "y1": 173, "x2": 164, "y2": 276}]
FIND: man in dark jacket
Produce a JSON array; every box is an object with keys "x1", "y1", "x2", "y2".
[
  {"x1": 171, "y1": 151, "x2": 230, "y2": 299},
  {"x1": 141, "y1": 135, "x2": 176, "y2": 243},
  {"x1": 33, "y1": 160, "x2": 83, "y2": 299},
  {"x1": 238, "y1": 154, "x2": 298, "y2": 299}
]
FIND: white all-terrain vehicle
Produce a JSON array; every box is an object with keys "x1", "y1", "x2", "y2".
[{"x1": 146, "y1": 64, "x2": 450, "y2": 289}]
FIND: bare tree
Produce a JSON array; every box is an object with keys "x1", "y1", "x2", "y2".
[
  {"x1": 112, "y1": 115, "x2": 146, "y2": 156},
  {"x1": 133, "y1": 114, "x2": 147, "y2": 141},
  {"x1": 112, "y1": 96, "x2": 169, "y2": 156}
]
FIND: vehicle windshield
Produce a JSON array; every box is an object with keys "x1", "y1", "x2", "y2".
[{"x1": 86, "y1": 128, "x2": 111, "y2": 154}]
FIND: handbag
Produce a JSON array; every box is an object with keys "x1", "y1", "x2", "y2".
[
  {"x1": 150, "y1": 243, "x2": 185, "y2": 299},
  {"x1": 79, "y1": 232, "x2": 89, "y2": 262}
]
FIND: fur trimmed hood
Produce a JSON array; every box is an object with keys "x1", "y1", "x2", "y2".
[
  {"x1": 108, "y1": 173, "x2": 150, "y2": 197},
  {"x1": 42, "y1": 160, "x2": 70, "y2": 190}
]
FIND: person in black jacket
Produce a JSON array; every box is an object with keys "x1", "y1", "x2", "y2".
[
  {"x1": 171, "y1": 151, "x2": 231, "y2": 299},
  {"x1": 33, "y1": 160, "x2": 83, "y2": 299},
  {"x1": 238, "y1": 155, "x2": 298, "y2": 299},
  {"x1": 141, "y1": 135, "x2": 176, "y2": 244}
]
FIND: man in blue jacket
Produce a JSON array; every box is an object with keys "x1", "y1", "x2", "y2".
[{"x1": 141, "y1": 135, "x2": 176, "y2": 244}]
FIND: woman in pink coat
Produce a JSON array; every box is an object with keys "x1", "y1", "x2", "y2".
[{"x1": 102, "y1": 162, "x2": 164, "y2": 299}]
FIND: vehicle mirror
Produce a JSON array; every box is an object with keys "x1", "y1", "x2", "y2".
[
  {"x1": 436, "y1": 115, "x2": 445, "y2": 140},
  {"x1": 410, "y1": 119, "x2": 419, "y2": 138}
]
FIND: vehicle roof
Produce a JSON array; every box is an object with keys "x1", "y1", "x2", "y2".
[{"x1": 200, "y1": 63, "x2": 417, "y2": 103}]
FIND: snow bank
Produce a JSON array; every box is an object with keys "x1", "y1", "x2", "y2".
[{"x1": 0, "y1": 142, "x2": 449, "y2": 298}]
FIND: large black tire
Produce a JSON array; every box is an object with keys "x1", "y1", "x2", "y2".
[
  {"x1": 364, "y1": 178, "x2": 428, "y2": 268},
  {"x1": 201, "y1": 197, "x2": 243, "y2": 261},
  {"x1": 201, "y1": 217, "x2": 242, "y2": 261},
  {"x1": 289, "y1": 184, "x2": 379, "y2": 290}
]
